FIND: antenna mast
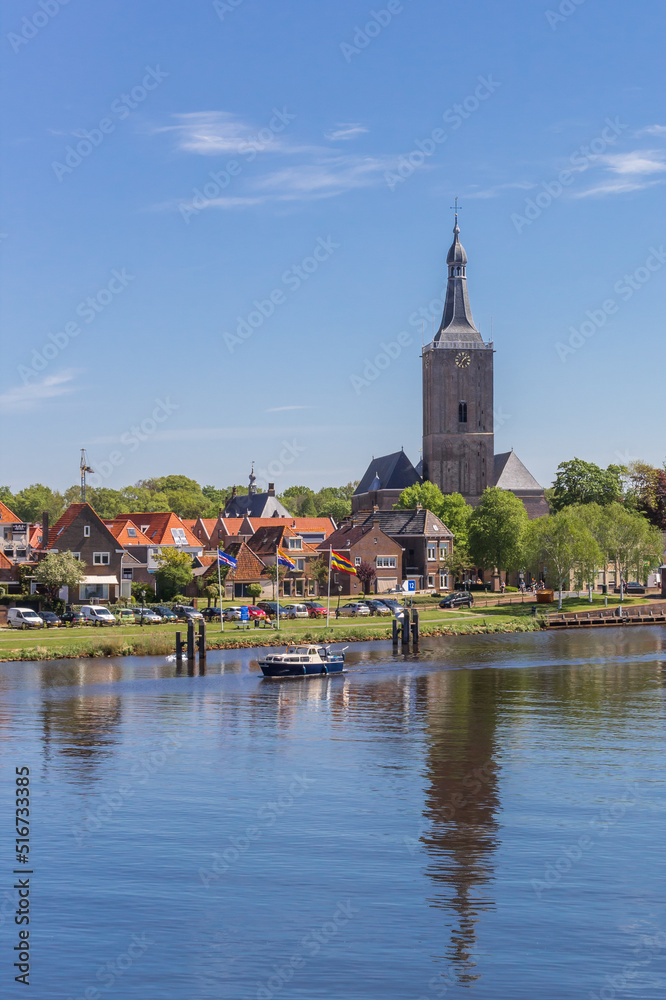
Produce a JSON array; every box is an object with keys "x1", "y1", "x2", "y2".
[{"x1": 80, "y1": 449, "x2": 94, "y2": 501}]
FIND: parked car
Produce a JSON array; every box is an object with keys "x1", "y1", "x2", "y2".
[
  {"x1": 136, "y1": 609, "x2": 162, "y2": 624},
  {"x1": 154, "y1": 607, "x2": 178, "y2": 622},
  {"x1": 377, "y1": 599, "x2": 405, "y2": 618},
  {"x1": 173, "y1": 605, "x2": 204, "y2": 621},
  {"x1": 256, "y1": 602, "x2": 290, "y2": 620},
  {"x1": 201, "y1": 607, "x2": 222, "y2": 621},
  {"x1": 304, "y1": 601, "x2": 327, "y2": 619},
  {"x1": 223, "y1": 606, "x2": 243, "y2": 621},
  {"x1": 247, "y1": 606, "x2": 269, "y2": 622},
  {"x1": 116, "y1": 609, "x2": 138, "y2": 625},
  {"x1": 37, "y1": 611, "x2": 63, "y2": 628},
  {"x1": 62, "y1": 610, "x2": 88, "y2": 627},
  {"x1": 337, "y1": 602, "x2": 371, "y2": 617},
  {"x1": 282, "y1": 603, "x2": 309, "y2": 619},
  {"x1": 358, "y1": 600, "x2": 392, "y2": 616},
  {"x1": 80, "y1": 605, "x2": 117, "y2": 627},
  {"x1": 7, "y1": 607, "x2": 45, "y2": 630},
  {"x1": 439, "y1": 591, "x2": 474, "y2": 609}
]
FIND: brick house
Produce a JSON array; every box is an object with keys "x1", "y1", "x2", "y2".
[
  {"x1": 43, "y1": 502, "x2": 134, "y2": 603},
  {"x1": 247, "y1": 525, "x2": 325, "y2": 600},
  {"x1": 317, "y1": 521, "x2": 403, "y2": 596},
  {"x1": 347, "y1": 507, "x2": 455, "y2": 591},
  {"x1": 0, "y1": 500, "x2": 33, "y2": 564}
]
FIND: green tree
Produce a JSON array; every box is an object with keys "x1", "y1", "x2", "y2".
[
  {"x1": 0, "y1": 485, "x2": 16, "y2": 509},
  {"x1": 13, "y1": 484, "x2": 64, "y2": 523},
  {"x1": 395, "y1": 481, "x2": 445, "y2": 515},
  {"x1": 265, "y1": 562, "x2": 287, "y2": 601},
  {"x1": 551, "y1": 458, "x2": 625, "y2": 511},
  {"x1": 246, "y1": 583, "x2": 262, "y2": 602},
  {"x1": 33, "y1": 551, "x2": 86, "y2": 604},
  {"x1": 155, "y1": 549, "x2": 193, "y2": 600},
  {"x1": 524, "y1": 508, "x2": 602, "y2": 609},
  {"x1": 309, "y1": 557, "x2": 330, "y2": 595},
  {"x1": 131, "y1": 581, "x2": 153, "y2": 604},
  {"x1": 316, "y1": 498, "x2": 351, "y2": 523},
  {"x1": 438, "y1": 493, "x2": 473, "y2": 546},
  {"x1": 468, "y1": 488, "x2": 528, "y2": 581}
]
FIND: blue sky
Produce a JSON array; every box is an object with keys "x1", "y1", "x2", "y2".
[{"x1": 2, "y1": 0, "x2": 665, "y2": 495}]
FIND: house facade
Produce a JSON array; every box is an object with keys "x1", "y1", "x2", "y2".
[
  {"x1": 44, "y1": 503, "x2": 128, "y2": 603},
  {"x1": 347, "y1": 507, "x2": 455, "y2": 591},
  {"x1": 317, "y1": 522, "x2": 404, "y2": 596}
]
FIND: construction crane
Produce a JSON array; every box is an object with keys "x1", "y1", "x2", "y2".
[{"x1": 80, "y1": 449, "x2": 95, "y2": 501}]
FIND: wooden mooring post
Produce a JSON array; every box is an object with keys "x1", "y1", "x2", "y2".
[
  {"x1": 198, "y1": 620, "x2": 206, "y2": 674},
  {"x1": 411, "y1": 608, "x2": 419, "y2": 651},
  {"x1": 186, "y1": 619, "x2": 195, "y2": 674},
  {"x1": 175, "y1": 631, "x2": 183, "y2": 674},
  {"x1": 392, "y1": 618, "x2": 399, "y2": 650},
  {"x1": 401, "y1": 608, "x2": 411, "y2": 650}
]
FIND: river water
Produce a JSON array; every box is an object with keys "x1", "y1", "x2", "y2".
[{"x1": 1, "y1": 627, "x2": 666, "y2": 999}]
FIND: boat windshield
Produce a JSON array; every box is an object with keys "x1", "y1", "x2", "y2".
[{"x1": 288, "y1": 646, "x2": 310, "y2": 654}]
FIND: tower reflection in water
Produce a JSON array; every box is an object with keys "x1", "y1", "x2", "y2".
[{"x1": 419, "y1": 668, "x2": 500, "y2": 984}]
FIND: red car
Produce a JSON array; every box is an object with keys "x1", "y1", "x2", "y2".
[
  {"x1": 247, "y1": 606, "x2": 269, "y2": 621},
  {"x1": 304, "y1": 602, "x2": 327, "y2": 619}
]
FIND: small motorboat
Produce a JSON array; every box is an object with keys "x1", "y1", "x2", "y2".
[{"x1": 258, "y1": 644, "x2": 345, "y2": 678}]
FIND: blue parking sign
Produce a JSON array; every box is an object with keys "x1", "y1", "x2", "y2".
[
  {"x1": 407, "y1": 581, "x2": 416, "y2": 592},
  {"x1": 240, "y1": 606, "x2": 249, "y2": 621}
]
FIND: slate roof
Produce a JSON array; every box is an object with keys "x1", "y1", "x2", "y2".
[
  {"x1": 316, "y1": 522, "x2": 400, "y2": 554},
  {"x1": 248, "y1": 525, "x2": 319, "y2": 559},
  {"x1": 224, "y1": 492, "x2": 291, "y2": 518},
  {"x1": 493, "y1": 452, "x2": 543, "y2": 492},
  {"x1": 434, "y1": 217, "x2": 484, "y2": 344},
  {"x1": 354, "y1": 451, "x2": 421, "y2": 496},
  {"x1": 350, "y1": 509, "x2": 454, "y2": 538}
]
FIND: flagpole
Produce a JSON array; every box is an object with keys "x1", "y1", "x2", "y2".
[
  {"x1": 276, "y1": 542, "x2": 280, "y2": 631},
  {"x1": 326, "y1": 546, "x2": 332, "y2": 628},
  {"x1": 217, "y1": 550, "x2": 224, "y2": 632}
]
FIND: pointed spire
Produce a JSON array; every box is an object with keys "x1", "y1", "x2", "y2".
[{"x1": 433, "y1": 202, "x2": 483, "y2": 344}]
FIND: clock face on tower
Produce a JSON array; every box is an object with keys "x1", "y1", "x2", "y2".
[{"x1": 455, "y1": 351, "x2": 471, "y2": 369}]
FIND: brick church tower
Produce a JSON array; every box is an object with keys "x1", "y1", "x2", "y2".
[{"x1": 422, "y1": 210, "x2": 494, "y2": 500}]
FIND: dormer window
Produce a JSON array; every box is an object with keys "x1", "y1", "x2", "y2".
[{"x1": 127, "y1": 527, "x2": 137, "y2": 538}]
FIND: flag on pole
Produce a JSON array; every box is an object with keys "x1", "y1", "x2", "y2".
[
  {"x1": 277, "y1": 548, "x2": 296, "y2": 569},
  {"x1": 331, "y1": 550, "x2": 356, "y2": 575},
  {"x1": 218, "y1": 549, "x2": 237, "y2": 569}
]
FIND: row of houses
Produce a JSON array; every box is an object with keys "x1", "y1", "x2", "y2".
[{"x1": 0, "y1": 487, "x2": 456, "y2": 604}]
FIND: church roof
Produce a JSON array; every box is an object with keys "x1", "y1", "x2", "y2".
[
  {"x1": 224, "y1": 492, "x2": 292, "y2": 518},
  {"x1": 493, "y1": 451, "x2": 543, "y2": 492},
  {"x1": 354, "y1": 451, "x2": 421, "y2": 496},
  {"x1": 434, "y1": 212, "x2": 484, "y2": 345}
]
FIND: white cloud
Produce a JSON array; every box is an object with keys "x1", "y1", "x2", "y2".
[
  {"x1": 0, "y1": 370, "x2": 77, "y2": 413},
  {"x1": 265, "y1": 405, "x2": 311, "y2": 412},
  {"x1": 156, "y1": 111, "x2": 316, "y2": 156},
  {"x1": 575, "y1": 148, "x2": 666, "y2": 197},
  {"x1": 601, "y1": 150, "x2": 666, "y2": 175},
  {"x1": 253, "y1": 155, "x2": 394, "y2": 199},
  {"x1": 638, "y1": 125, "x2": 666, "y2": 137},
  {"x1": 324, "y1": 123, "x2": 369, "y2": 141},
  {"x1": 465, "y1": 181, "x2": 536, "y2": 199}
]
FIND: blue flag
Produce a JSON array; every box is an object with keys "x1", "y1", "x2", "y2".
[{"x1": 218, "y1": 550, "x2": 237, "y2": 569}]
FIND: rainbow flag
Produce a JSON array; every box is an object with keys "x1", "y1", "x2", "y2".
[
  {"x1": 277, "y1": 548, "x2": 296, "y2": 569},
  {"x1": 331, "y1": 550, "x2": 356, "y2": 575}
]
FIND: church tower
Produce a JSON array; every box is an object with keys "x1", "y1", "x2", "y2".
[{"x1": 422, "y1": 209, "x2": 494, "y2": 500}]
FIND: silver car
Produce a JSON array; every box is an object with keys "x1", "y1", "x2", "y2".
[
  {"x1": 283, "y1": 604, "x2": 309, "y2": 619},
  {"x1": 337, "y1": 603, "x2": 371, "y2": 617}
]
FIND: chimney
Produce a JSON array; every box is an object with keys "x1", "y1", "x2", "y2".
[
  {"x1": 268, "y1": 483, "x2": 275, "y2": 496},
  {"x1": 42, "y1": 511, "x2": 49, "y2": 549}
]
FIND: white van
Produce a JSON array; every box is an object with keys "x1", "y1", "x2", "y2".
[
  {"x1": 7, "y1": 608, "x2": 45, "y2": 630},
  {"x1": 80, "y1": 605, "x2": 117, "y2": 627}
]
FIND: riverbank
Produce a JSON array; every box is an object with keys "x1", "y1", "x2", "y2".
[{"x1": 0, "y1": 616, "x2": 542, "y2": 661}]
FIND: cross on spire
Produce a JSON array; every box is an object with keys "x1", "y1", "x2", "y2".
[{"x1": 450, "y1": 196, "x2": 461, "y2": 219}]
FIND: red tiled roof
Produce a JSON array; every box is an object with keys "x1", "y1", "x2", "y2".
[
  {"x1": 29, "y1": 526, "x2": 43, "y2": 549},
  {"x1": 107, "y1": 521, "x2": 154, "y2": 546},
  {"x1": 47, "y1": 503, "x2": 107, "y2": 549},
  {"x1": 116, "y1": 512, "x2": 202, "y2": 548},
  {"x1": 0, "y1": 551, "x2": 14, "y2": 569},
  {"x1": 244, "y1": 517, "x2": 335, "y2": 535},
  {"x1": 0, "y1": 500, "x2": 21, "y2": 523}
]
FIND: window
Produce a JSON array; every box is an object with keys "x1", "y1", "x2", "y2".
[
  {"x1": 93, "y1": 552, "x2": 110, "y2": 565},
  {"x1": 440, "y1": 542, "x2": 449, "y2": 557},
  {"x1": 428, "y1": 575, "x2": 435, "y2": 588},
  {"x1": 83, "y1": 525, "x2": 90, "y2": 537},
  {"x1": 170, "y1": 527, "x2": 187, "y2": 545},
  {"x1": 427, "y1": 544, "x2": 436, "y2": 561},
  {"x1": 79, "y1": 583, "x2": 109, "y2": 600},
  {"x1": 288, "y1": 537, "x2": 302, "y2": 550},
  {"x1": 295, "y1": 559, "x2": 304, "y2": 571},
  {"x1": 458, "y1": 401, "x2": 468, "y2": 423},
  {"x1": 440, "y1": 573, "x2": 448, "y2": 589},
  {"x1": 355, "y1": 556, "x2": 361, "y2": 567},
  {"x1": 127, "y1": 527, "x2": 136, "y2": 538},
  {"x1": 71, "y1": 552, "x2": 81, "y2": 561},
  {"x1": 376, "y1": 556, "x2": 397, "y2": 569}
]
